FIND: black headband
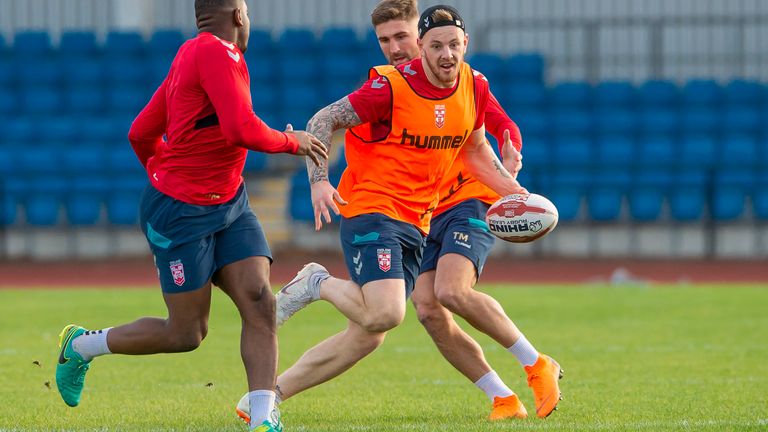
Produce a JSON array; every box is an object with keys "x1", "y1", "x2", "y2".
[{"x1": 418, "y1": 5, "x2": 466, "y2": 38}]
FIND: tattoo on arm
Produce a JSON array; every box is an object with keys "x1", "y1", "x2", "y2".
[
  {"x1": 306, "y1": 97, "x2": 362, "y2": 184},
  {"x1": 492, "y1": 157, "x2": 513, "y2": 179}
]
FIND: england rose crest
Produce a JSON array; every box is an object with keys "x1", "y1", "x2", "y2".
[
  {"x1": 435, "y1": 104, "x2": 446, "y2": 129},
  {"x1": 377, "y1": 248, "x2": 392, "y2": 272},
  {"x1": 170, "y1": 259, "x2": 185, "y2": 286}
]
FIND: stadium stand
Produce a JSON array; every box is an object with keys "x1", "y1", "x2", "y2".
[{"x1": 0, "y1": 29, "x2": 766, "y2": 229}]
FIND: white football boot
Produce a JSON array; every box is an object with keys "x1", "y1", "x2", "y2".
[{"x1": 275, "y1": 263, "x2": 328, "y2": 326}]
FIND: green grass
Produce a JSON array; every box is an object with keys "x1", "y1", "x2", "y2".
[{"x1": 1, "y1": 284, "x2": 766, "y2": 431}]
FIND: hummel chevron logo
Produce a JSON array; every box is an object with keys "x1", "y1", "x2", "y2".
[
  {"x1": 219, "y1": 40, "x2": 235, "y2": 50},
  {"x1": 227, "y1": 50, "x2": 241, "y2": 63},
  {"x1": 352, "y1": 250, "x2": 361, "y2": 265},
  {"x1": 355, "y1": 262, "x2": 363, "y2": 276},
  {"x1": 371, "y1": 77, "x2": 386, "y2": 89}
]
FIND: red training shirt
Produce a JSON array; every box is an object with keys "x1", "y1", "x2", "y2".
[{"x1": 128, "y1": 32, "x2": 299, "y2": 205}]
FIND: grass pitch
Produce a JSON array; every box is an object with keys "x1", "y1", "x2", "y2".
[{"x1": 0, "y1": 284, "x2": 766, "y2": 431}]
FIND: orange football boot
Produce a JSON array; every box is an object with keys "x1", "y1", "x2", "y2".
[
  {"x1": 525, "y1": 354, "x2": 563, "y2": 418},
  {"x1": 489, "y1": 394, "x2": 528, "y2": 420}
]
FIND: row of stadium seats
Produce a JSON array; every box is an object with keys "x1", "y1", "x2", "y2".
[{"x1": 288, "y1": 161, "x2": 768, "y2": 224}]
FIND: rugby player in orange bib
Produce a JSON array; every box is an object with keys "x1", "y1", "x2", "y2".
[
  {"x1": 376, "y1": 0, "x2": 562, "y2": 420},
  {"x1": 236, "y1": 4, "x2": 533, "y2": 422}
]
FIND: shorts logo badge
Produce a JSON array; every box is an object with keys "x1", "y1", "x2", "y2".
[
  {"x1": 377, "y1": 248, "x2": 392, "y2": 272},
  {"x1": 435, "y1": 104, "x2": 446, "y2": 129},
  {"x1": 170, "y1": 259, "x2": 185, "y2": 286}
]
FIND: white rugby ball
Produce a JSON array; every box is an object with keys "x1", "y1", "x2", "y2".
[{"x1": 485, "y1": 193, "x2": 558, "y2": 243}]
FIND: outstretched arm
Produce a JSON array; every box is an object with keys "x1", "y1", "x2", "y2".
[
  {"x1": 305, "y1": 96, "x2": 363, "y2": 230},
  {"x1": 460, "y1": 126, "x2": 527, "y2": 197}
]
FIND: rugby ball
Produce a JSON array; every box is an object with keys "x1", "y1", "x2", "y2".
[{"x1": 485, "y1": 194, "x2": 558, "y2": 243}]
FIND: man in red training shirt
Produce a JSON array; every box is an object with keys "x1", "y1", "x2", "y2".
[{"x1": 54, "y1": 1, "x2": 326, "y2": 431}]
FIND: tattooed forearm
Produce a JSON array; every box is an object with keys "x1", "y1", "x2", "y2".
[
  {"x1": 305, "y1": 96, "x2": 362, "y2": 184},
  {"x1": 492, "y1": 157, "x2": 513, "y2": 179}
]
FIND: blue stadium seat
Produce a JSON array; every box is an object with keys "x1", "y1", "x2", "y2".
[
  {"x1": 722, "y1": 107, "x2": 761, "y2": 135},
  {"x1": 596, "y1": 136, "x2": 635, "y2": 166},
  {"x1": 0, "y1": 89, "x2": 15, "y2": 115},
  {"x1": 682, "y1": 79, "x2": 722, "y2": 106},
  {"x1": 630, "y1": 171, "x2": 672, "y2": 222},
  {"x1": 278, "y1": 28, "x2": 317, "y2": 54},
  {"x1": 725, "y1": 79, "x2": 764, "y2": 106},
  {"x1": 638, "y1": 80, "x2": 679, "y2": 107},
  {"x1": 248, "y1": 29, "x2": 275, "y2": 55},
  {"x1": 594, "y1": 109, "x2": 637, "y2": 137},
  {"x1": 507, "y1": 54, "x2": 545, "y2": 83},
  {"x1": 148, "y1": 57, "x2": 172, "y2": 87},
  {"x1": 549, "y1": 82, "x2": 592, "y2": 108},
  {"x1": 0, "y1": 58, "x2": 12, "y2": 86},
  {"x1": 551, "y1": 110, "x2": 592, "y2": 138},
  {"x1": 38, "y1": 116, "x2": 77, "y2": 143},
  {"x1": 589, "y1": 171, "x2": 631, "y2": 221},
  {"x1": 468, "y1": 53, "x2": 505, "y2": 82},
  {"x1": 669, "y1": 170, "x2": 708, "y2": 222},
  {"x1": 60, "y1": 31, "x2": 99, "y2": 56},
  {"x1": 551, "y1": 136, "x2": 593, "y2": 167},
  {"x1": 277, "y1": 56, "x2": 320, "y2": 81},
  {"x1": 712, "y1": 170, "x2": 753, "y2": 221},
  {"x1": 680, "y1": 107, "x2": 718, "y2": 135},
  {"x1": 511, "y1": 110, "x2": 547, "y2": 139},
  {"x1": 721, "y1": 135, "x2": 758, "y2": 167},
  {"x1": 106, "y1": 176, "x2": 146, "y2": 225},
  {"x1": 62, "y1": 57, "x2": 105, "y2": 86},
  {"x1": 105, "y1": 31, "x2": 146, "y2": 57},
  {"x1": 638, "y1": 108, "x2": 678, "y2": 140},
  {"x1": 246, "y1": 50, "x2": 279, "y2": 82},
  {"x1": 517, "y1": 137, "x2": 548, "y2": 169},
  {"x1": 66, "y1": 177, "x2": 108, "y2": 225},
  {"x1": 251, "y1": 83, "x2": 280, "y2": 112},
  {"x1": 62, "y1": 145, "x2": 106, "y2": 176},
  {"x1": 594, "y1": 81, "x2": 636, "y2": 107},
  {"x1": 15, "y1": 58, "x2": 61, "y2": 86},
  {"x1": 548, "y1": 170, "x2": 589, "y2": 222},
  {"x1": 24, "y1": 177, "x2": 66, "y2": 226},
  {"x1": 106, "y1": 85, "x2": 148, "y2": 116},
  {"x1": 320, "y1": 27, "x2": 360, "y2": 53},
  {"x1": 108, "y1": 147, "x2": 145, "y2": 175},
  {"x1": 637, "y1": 135, "x2": 675, "y2": 167},
  {"x1": 289, "y1": 170, "x2": 313, "y2": 221},
  {"x1": 243, "y1": 152, "x2": 268, "y2": 172},
  {"x1": 65, "y1": 85, "x2": 105, "y2": 113},
  {"x1": 320, "y1": 54, "x2": 365, "y2": 88},
  {"x1": 17, "y1": 146, "x2": 61, "y2": 176},
  {"x1": 20, "y1": 87, "x2": 63, "y2": 115},
  {"x1": 4, "y1": 116, "x2": 35, "y2": 143},
  {"x1": 106, "y1": 59, "x2": 148, "y2": 85},
  {"x1": 754, "y1": 173, "x2": 768, "y2": 220},
  {"x1": 503, "y1": 82, "x2": 547, "y2": 110},
  {"x1": 281, "y1": 85, "x2": 322, "y2": 112},
  {"x1": 679, "y1": 134, "x2": 716, "y2": 167},
  {"x1": 12, "y1": 32, "x2": 52, "y2": 57},
  {"x1": 149, "y1": 29, "x2": 185, "y2": 54},
  {"x1": 78, "y1": 116, "x2": 118, "y2": 146}
]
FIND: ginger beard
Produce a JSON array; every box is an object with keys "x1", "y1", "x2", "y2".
[{"x1": 419, "y1": 26, "x2": 468, "y2": 88}]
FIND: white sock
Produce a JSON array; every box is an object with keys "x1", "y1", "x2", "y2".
[
  {"x1": 308, "y1": 271, "x2": 330, "y2": 300},
  {"x1": 248, "y1": 390, "x2": 276, "y2": 427},
  {"x1": 72, "y1": 328, "x2": 112, "y2": 361},
  {"x1": 474, "y1": 370, "x2": 514, "y2": 401},
  {"x1": 507, "y1": 334, "x2": 539, "y2": 367}
]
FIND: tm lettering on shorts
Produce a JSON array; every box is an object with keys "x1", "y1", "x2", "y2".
[
  {"x1": 453, "y1": 231, "x2": 472, "y2": 249},
  {"x1": 170, "y1": 259, "x2": 186, "y2": 286}
]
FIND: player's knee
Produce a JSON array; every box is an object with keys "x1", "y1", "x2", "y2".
[
  {"x1": 414, "y1": 300, "x2": 451, "y2": 332},
  {"x1": 171, "y1": 325, "x2": 207, "y2": 352},
  {"x1": 351, "y1": 331, "x2": 386, "y2": 355},
  {"x1": 361, "y1": 309, "x2": 403, "y2": 333},
  {"x1": 243, "y1": 275, "x2": 272, "y2": 303},
  {"x1": 435, "y1": 288, "x2": 469, "y2": 314}
]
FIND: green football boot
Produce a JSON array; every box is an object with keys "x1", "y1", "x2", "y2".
[{"x1": 55, "y1": 324, "x2": 91, "y2": 407}]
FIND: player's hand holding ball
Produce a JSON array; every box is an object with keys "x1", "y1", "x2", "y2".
[{"x1": 486, "y1": 193, "x2": 558, "y2": 243}]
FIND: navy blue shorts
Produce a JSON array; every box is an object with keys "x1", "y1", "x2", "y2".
[
  {"x1": 421, "y1": 199, "x2": 496, "y2": 276},
  {"x1": 139, "y1": 184, "x2": 272, "y2": 294},
  {"x1": 340, "y1": 213, "x2": 424, "y2": 298}
]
